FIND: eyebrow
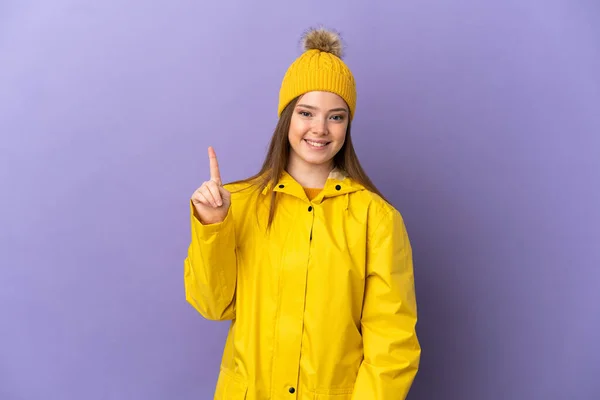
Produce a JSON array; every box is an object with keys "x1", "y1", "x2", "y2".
[{"x1": 296, "y1": 104, "x2": 348, "y2": 113}]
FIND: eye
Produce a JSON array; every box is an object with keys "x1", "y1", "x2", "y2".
[{"x1": 330, "y1": 115, "x2": 345, "y2": 121}]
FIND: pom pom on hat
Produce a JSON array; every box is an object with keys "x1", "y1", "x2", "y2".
[{"x1": 301, "y1": 27, "x2": 344, "y2": 59}]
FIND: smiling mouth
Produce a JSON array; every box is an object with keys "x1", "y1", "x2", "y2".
[{"x1": 304, "y1": 139, "x2": 330, "y2": 148}]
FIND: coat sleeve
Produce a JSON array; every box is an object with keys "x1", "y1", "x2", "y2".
[
  {"x1": 352, "y1": 209, "x2": 421, "y2": 399},
  {"x1": 184, "y1": 201, "x2": 237, "y2": 321}
]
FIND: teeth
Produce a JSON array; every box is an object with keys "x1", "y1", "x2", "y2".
[{"x1": 306, "y1": 140, "x2": 327, "y2": 147}]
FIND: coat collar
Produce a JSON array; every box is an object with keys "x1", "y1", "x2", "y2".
[{"x1": 261, "y1": 167, "x2": 365, "y2": 204}]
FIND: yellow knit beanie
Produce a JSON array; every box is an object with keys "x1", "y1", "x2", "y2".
[{"x1": 278, "y1": 27, "x2": 357, "y2": 120}]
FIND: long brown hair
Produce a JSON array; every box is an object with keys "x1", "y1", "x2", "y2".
[{"x1": 229, "y1": 96, "x2": 389, "y2": 228}]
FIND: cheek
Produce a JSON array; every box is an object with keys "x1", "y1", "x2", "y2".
[
  {"x1": 332, "y1": 125, "x2": 348, "y2": 144},
  {"x1": 288, "y1": 126, "x2": 300, "y2": 144},
  {"x1": 288, "y1": 119, "x2": 307, "y2": 142}
]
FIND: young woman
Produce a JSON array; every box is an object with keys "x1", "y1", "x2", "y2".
[{"x1": 184, "y1": 27, "x2": 420, "y2": 399}]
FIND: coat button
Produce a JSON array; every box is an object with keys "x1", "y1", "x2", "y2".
[
  {"x1": 279, "y1": 184, "x2": 284, "y2": 188},
  {"x1": 335, "y1": 184, "x2": 341, "y2": 190},
  {"x1": 308, "y1": 206, "x2": 313, "y2": 212},
  {"x1": 289, "y1": 387, "x2": 296, "y2": 394}
]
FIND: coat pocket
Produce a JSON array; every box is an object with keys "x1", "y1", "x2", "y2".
[
  {"x1": 310, "y1": 387, "x2": 354, "y2": 399},
  {"x1": 214, "y1": 368, "x2": 248, "y2": 400}
]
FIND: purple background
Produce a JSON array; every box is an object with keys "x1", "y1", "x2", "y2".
[{"x1": 1, "y1": 1, "x2": 599, "y2": 399}]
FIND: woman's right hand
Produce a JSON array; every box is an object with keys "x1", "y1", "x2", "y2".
[{"x1": 191, "y1": 146, "x2": 231, "y2": 225}]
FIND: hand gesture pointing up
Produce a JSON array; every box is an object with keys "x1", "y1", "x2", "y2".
[{"x1": 191, "y1": 147, "x2": 231, "y2": 225}]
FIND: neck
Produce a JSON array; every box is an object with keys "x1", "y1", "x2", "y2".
[{"x1": 286, "y1": 158, "x2": 333, "y2": 189}]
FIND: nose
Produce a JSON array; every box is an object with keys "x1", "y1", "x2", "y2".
[{"x1": 311, "y1": 116, "x2": 329, "y2": 136}]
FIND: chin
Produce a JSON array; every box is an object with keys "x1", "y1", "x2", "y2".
[{"x1": 300, "y1": 154, "x2": 333, "y2": 166}]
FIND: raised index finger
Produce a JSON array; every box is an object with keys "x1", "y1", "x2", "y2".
[{"x1": 208, "y1": 146, "x2": 221, "y2": 185}]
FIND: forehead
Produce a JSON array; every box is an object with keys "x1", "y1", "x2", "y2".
[{"x1": 297, "y1": 91, "x2": 347, "y2": 109}]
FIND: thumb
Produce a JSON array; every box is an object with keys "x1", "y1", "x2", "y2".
[{"x1": 219, "y1": 185, "x2": 231, "y2": 201}]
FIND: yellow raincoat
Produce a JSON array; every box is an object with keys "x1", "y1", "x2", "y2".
[{"x1": 184, "y1": 169, "x2": 420, "y2": 399}]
